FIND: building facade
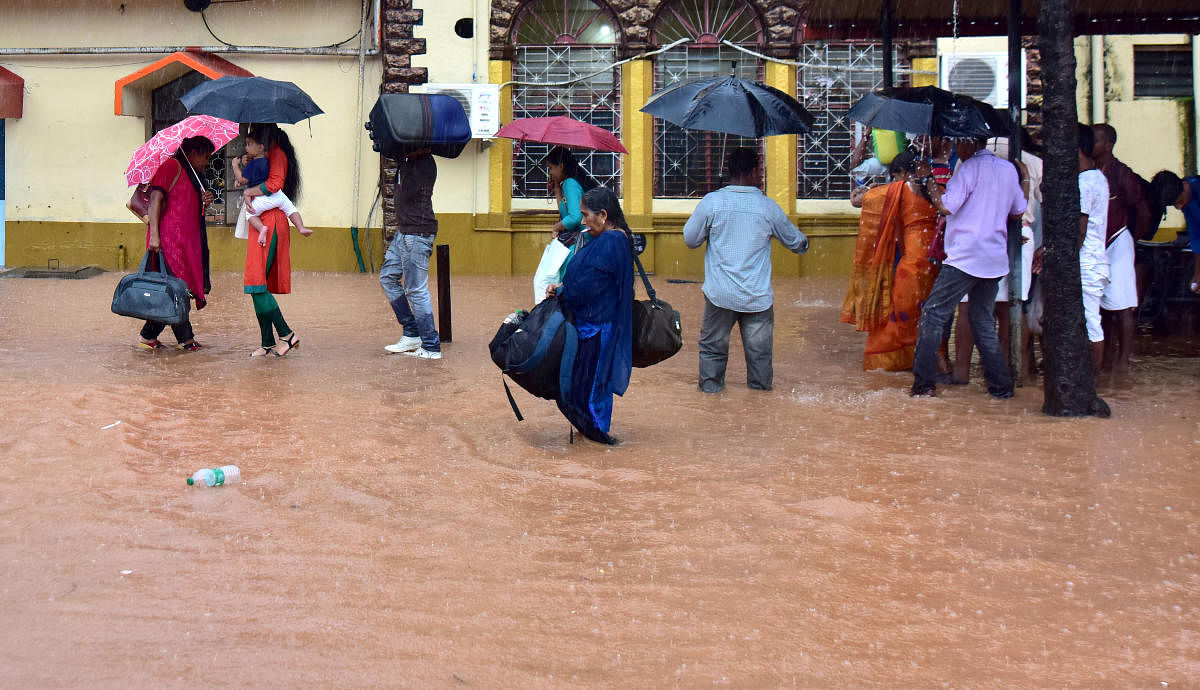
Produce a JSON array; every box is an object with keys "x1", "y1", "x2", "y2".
[{"x1": 0, "y1": 1, "x2": 1194, "y2": 274}]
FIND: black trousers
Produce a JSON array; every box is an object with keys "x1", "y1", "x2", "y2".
[{"x1": 140, "y1": 319, "x2": 194, "y2": 344}]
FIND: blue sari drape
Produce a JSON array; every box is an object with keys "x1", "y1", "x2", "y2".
[{"x1": 555, "y1": 229, "x2": 633, "y2": 443}]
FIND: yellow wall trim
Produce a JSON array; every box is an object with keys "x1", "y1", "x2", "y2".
[{"x1": 6, "y1": 213, "x2": 861, "y2": 279}]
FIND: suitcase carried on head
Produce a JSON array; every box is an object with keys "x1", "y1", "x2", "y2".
[{"x1": 365, "y1": 93, "x2": 472, "y2": 159}]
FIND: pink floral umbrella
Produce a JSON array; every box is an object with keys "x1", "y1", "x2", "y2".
[{"x1": 125, "y1": 115, "x2": 239, "y2": 186}]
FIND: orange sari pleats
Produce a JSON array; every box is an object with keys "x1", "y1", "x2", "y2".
[
  {"x1": 842, "y1": 182, "x2": 940, "y2": 371},
  {"x1": 841, "y1": 183, "x2": 904, "y2": 331}
]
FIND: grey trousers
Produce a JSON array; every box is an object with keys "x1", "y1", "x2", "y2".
[{"x1": 698, "y1": 296, "x2": 774, "y2": 392}]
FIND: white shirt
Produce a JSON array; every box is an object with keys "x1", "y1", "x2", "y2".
[{"x1": 1078, "y1": 168, "x2": 1109, "y2": 272}]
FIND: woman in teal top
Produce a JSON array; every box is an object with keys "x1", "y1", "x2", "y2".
[
  {"x1": 534, "y1": 146, "x2": 599, "y2": 302},
  {"x1": 546, "y1": 146, "x2": 597, "y2": 253}
]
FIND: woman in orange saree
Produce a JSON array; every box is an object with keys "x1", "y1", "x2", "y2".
[{"x1": 841, "y1": 154, "x2": 940, "y2": 371}]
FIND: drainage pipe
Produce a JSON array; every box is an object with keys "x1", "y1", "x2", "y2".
[
  {"x1": 1090, "y1": 36, "x2": 1105, "y2": 124},
  {"x1": 0, "y1": 45, "x2": 376, "y2": 57},
  {"x1": 1194, "y1": 35, "x2": 1200, "y2": 173}
]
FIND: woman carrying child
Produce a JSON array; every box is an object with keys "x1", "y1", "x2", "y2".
[
  {"x1": 242, "y1": 123, "x2": 311, "y2": 357},
  {"x1": 233, "y1": 130, "x2": 310, "y2": 245}
]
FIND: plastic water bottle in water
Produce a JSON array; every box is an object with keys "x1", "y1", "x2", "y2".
[{"x1": 187, "y1": 465, "x2": 241, "y2": 486}]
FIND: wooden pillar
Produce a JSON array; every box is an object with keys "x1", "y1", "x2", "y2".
[
  {"x1": 881, "y1": 0, "x2": 894, "y2": 88},
  {"x1": 621, "y1": 59, "x2": 655, "y2": 235},
  {"x1": 1037, "y1": 0, "x2": 1109, "y2": 417},
  {"x1": 487, "y1": 59, "x2": 512, "y2": 230},
  {"x1": 764, "y1": 61, "x2": 798, "y2": 214}
]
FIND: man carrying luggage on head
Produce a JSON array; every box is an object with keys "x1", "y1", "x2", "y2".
[{"x1": 381, "y1": 148, "x2": 442, "y2": 360}]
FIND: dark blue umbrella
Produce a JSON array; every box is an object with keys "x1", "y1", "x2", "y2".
[
  {"x1": 640, "y1": 76, "x2": 814, "y2": 138},
  {"x1": 847, "y1": 86, "x2": 1011, "y2": 139},
  {"x1": 181, "y1": 76, "x2": 323, "y2": 125}
]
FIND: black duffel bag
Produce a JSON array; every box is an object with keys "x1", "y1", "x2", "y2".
[
  {"x1": 489, "y1": 297, "x2": 578, "y2": 420},
  {"x1": 631, "y1": 252, "x2": 683, "y2": 368},
  {"x1": 111, "y1": 250, "x2": 192, "y2": 325}
]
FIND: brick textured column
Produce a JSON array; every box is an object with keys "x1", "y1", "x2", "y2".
[{"x1": 380, "y1": 0, "x2": 429, "y2": 238}]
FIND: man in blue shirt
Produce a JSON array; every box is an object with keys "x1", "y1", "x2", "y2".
[
  {"x1": 1150, "y1": 171, "x2": 1200, "y2": 294},
  {"x1": 683, "y1": 148, "x2": 809, "y2": 393}
]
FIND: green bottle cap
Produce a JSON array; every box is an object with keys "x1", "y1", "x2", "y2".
[{"x1": 187, "y1": 477, "x2": 195, "y2": 485}]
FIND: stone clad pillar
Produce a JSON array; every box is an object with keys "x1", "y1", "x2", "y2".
[{"x1": 380, "y1": 0, "x2": 428, "y2": 239}]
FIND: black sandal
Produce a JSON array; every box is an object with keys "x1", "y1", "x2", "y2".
[{"x1": 274, "y1": 333, "x2": 300, "y2": 357}]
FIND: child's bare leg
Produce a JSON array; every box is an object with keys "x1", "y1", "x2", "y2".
[
  {"x1": 289, "y1": 212, "x2": 312, "y2": 236},
  {"x1": 249, "y1": 215, "x2": 268, "y2": 245}
]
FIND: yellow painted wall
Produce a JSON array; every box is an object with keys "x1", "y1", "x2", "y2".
[
  {"x1": 412, "y1": 0, "x2": 495, "y2": 216},
  {"x1": 1076, "y1": 34, "x2": 1197, "y2": 236},
  {"x1": 13, "y1": 4, "x2": 1112, "y2": 279},
  {"x1": 621, "y1": 60, "x2": 655, "y2": 232},
  {"x1": 2, "y1": 53, "x2": 383, "y2": 229},
  {"x1": 0, "y1": 0, "x2": 383, "y2": 240},
  {"x1": 0, "y1": 1, "x2": 363, "y2": 49}
]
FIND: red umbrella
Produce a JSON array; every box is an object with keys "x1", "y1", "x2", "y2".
[
  {"x1": 494, "y1": 116, "x2": 628, "y2": 154},
  {"x1": 125, "y1": 115, "x2": 240, "y2": 185}
]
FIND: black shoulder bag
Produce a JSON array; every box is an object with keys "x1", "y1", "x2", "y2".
[
  {"x1": 631, "y1": 251, "x2": 683, "y2": 368},
  {"x1": 111, "y1": 250, "x2": 192, "y2": 325}
]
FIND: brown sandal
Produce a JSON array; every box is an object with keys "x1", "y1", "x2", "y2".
[{"x1": 251, "y1": 346, "x2": 274, "y2": 358}]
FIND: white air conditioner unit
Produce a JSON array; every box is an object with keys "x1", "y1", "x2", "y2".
[
  {"x1": 941, "y1": 52, "x2": 1009, "y2": 108},
  {"x1": 413, "y1": 83, "x2": 501, "y2": 139}
]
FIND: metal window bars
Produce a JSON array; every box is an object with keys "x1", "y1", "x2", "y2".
[
  {"x1": 512, "y1": 45, "x2": 622, "y2": 198},
  {"x1": 652, "y1": 46, "x2": 763, "y2": 198},
  {"x1": 797, "y1": 42, "x2": 893, "y2": 199}
]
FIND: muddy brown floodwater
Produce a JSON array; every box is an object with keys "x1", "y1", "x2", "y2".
[{"x1": 0, "y1": 271, "x2": 1197, "y2": 687}]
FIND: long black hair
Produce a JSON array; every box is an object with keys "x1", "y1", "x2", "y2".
[
  {"x1": 247, "y1": 123, "x2": 301, "y2": 202},
  {"x1": 546, "y1": 146, "x2": 598, "y2": 192},
  {"x1": 176, "y1": 135, "x2": 215, "y2": 198}
]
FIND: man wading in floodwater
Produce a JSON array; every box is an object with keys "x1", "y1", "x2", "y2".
[{"x1": 911, "y1": 136, "x2": 1028, "y2": 399}]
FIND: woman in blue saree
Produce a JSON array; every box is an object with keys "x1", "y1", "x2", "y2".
[{"x1": 546, "y1": 187, "x2": 634, "y2": 445}]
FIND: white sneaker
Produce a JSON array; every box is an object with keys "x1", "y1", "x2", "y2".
[
  {"x1": 404, "y1": 347, "x2": 442, "y2": 360},
  {"x1": 384, "y1": 335, "x2": 422, "y2": 353}
]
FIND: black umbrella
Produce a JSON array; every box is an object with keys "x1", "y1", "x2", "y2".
[
  {"x1": 847, "y1": 86, "x2": 1011, "y2": 139},
  {"x1": 640, "y1": 76, "x2": 814, "y2": 138},
  {"x1": 181, "y1": 76, "x2": 323, "y2": 125}
]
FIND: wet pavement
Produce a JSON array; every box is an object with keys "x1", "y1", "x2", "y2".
[{"x1": 1, "y1": 271, "x2": 1197, "y2": 686}]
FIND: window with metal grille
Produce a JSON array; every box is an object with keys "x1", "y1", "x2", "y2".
[
  {"x1": 797, "y1": 42, "x2": 889, "y2": 200},
  {"x1": 652, "y1": 0, "x2": 763, "y2": 198},
  {"x1": 151, "y1": 73, "x2": 241, "y2": 225},
  {"x1": 1134, "y1": 46, "x2": 1193, "y2": 98},
  {"x1": 511, "y1": 0, "x2": 621, "y2": 198}
]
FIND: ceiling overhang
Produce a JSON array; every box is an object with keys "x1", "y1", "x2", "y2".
[{"x1": 114, "y1": 50, "x2": 252, "y2": 116}]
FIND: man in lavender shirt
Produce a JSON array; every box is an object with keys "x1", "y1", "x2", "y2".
[{"x1": 911, "y1": 136, "x2": 1028, "y2": 398}]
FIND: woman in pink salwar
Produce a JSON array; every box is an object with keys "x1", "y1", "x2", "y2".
[{"x1": 137, "y1": 136, "x2": 215, "y2": 351}]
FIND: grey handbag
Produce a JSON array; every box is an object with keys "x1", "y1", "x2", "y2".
[{"x1": 111, "y1": 251, "x2": 192, "y2": 325}]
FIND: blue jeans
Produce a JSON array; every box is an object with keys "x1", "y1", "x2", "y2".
[
  {"x1": 913, "y1": 264, "x2": 1012, "y2": 396},
  {"x1": 698, "y1": 296, "x2": 774, "y2": 392},
  {"x1": 380, "y1": 233, "x2": 440, "y2": 352}
]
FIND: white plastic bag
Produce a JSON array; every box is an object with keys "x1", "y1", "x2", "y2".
[
  {"x1": 234, "y1": 199, "x2": 250, "y2": 240},
  {"x1": 532, "y1": 239, "x2": 571, "y2": 304}
]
